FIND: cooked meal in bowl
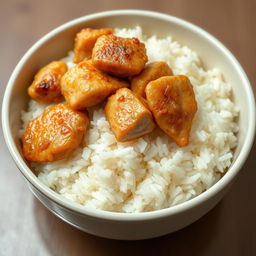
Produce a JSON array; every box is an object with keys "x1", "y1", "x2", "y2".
[{"x1": 20, "y1": 26, "x2": 239, "y2": 212}]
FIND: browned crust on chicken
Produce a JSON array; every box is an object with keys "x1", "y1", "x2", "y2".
[
  {"x1": 145, "y1": 75, "x2": 197, "y2": 147},
  {"x1": 61, "y1": 60, "x2": 129, "y2": 110},
  {"x1": 28, "y1": 61, "x2": 67, "y2": 104},
  {"x1": 131, "y1": 61, "x2": 173, "y2": 98},
  {"x1": 21, "y1": 104, "x2": 89, "y2": 162},
  {"x1": 73, "y1": 28, "x2": 114, "y2": 63},
  {"x1": 105, "y1": 88, "x2": 155, "y2": 142},
  {"x1": 92, "y1": 35, "x2": 148, "y2": 77}
]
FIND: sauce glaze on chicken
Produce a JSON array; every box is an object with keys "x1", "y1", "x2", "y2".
[
  {"x1": 61, "y1": 60, "x2": 129, "y2": 110},
  {"x1": 74, "y1": 28, "x2": 114, "y2": 63},
  {"x1": 21, "y1": 27, "x2": 198, "y2": 163},
  {"x1": 22, "y1": 104, "x2": 89, "y2": 162},
  {"x1": 105, "y1": 88, "x2": 155, "y2": 141},
  {"x1": 28, "y1": 61, "x2": 67, "y2": 104}
]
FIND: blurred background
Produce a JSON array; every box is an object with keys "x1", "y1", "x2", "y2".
[{"x1": 0, "y1": 0, "x2": 255, "y2": 255}]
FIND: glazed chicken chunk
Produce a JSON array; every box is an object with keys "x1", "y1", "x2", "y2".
[
  {"x1": 92, "y1": 35, "x2": 148, "y2": 77},
  {"x1": 131, "y1": 61, "x2": 173, "y2": 98},
  {"x1": 21, "y1": 104, "x2": 89, "y2": 162},
  {"x1": 105, "y1": 88, "x2": 155, "y2": 142},
  {"x1": 61, "y1": 60, "x2": 129, "y2": 110},
  {"x1": 145, "y1": 75, "x2": 197, "y2": 147},
  {"x1": 73, "y1": 28, "x2": 114, "y2": 63},
  {"x1": 28, "y1": 61, "x2": 67, "y2": 104}
]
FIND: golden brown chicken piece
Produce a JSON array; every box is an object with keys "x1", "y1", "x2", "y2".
[
  {"x1": 28, "y1": 61, "x2": 67, "y2": 104},
  {"x1": 131, "y1": 61, "x2": 173, "y2": 98},
  {"x1": 61, "y1": 60, "x2": 129, "y2": 110},
  {"x1": 73, "y1": 28, "x2": 114, "y2": 64},
  {"x1": 21, "y1": 104, "x2": 89, "y2": 162},
  {"x1": 105, "y1": 88, "x2": 155, "y2": 142},
  {"x1": 145, "y1": 75, "x2": 197, "y2": 147},
  {"x1": 92, "y1": 35, "x2": 148, "y2": 77}
]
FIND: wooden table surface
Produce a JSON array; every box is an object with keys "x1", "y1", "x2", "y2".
[{"x1": 0, "y1": 0, "x2": 255, "y2": 255}]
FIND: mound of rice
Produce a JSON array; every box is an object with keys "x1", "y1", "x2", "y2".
[{"x1": 20, "y1": 27, "x2": 239, "y2": 212}]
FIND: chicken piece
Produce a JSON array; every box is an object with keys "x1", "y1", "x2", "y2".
[
  {"x1": 73, "y1": 28, "x2": 114, "y2": 63},
  {"x1": 131, "y1": 61, "x2": 173, "y2": 98},
  {"x1": 21, "y1": 104, "x2": 89, "y2": 162},
  {"x1": 92, "y1": 35, "x2": 148, "y2": 77},
  {"x1": 28, "y1": 61, "x2": 67, "y2": 104},
  {"x1": 145, "y1": 75, "x2": 197, "y2": 147},
  {"x1": 105, "y1": 88, "x2": 155, "y2": 142},
  {"x1": 61, "y1": 60, "x2": 129, "y2": 110}
]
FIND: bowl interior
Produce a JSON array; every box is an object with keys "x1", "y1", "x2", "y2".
[{"x1": 4, "y1": 11, "x2": 255, "y2": 217}]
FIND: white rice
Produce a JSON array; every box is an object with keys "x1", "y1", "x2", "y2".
[{"x1": 20, "y1": 26, "x2": 239, "y2": 212}]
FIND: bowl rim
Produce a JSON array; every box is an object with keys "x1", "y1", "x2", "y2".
[{"x1": 2, "y1": 9, "x2": 256, "y2": 221}]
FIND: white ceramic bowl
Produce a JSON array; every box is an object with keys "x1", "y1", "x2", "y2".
[{"x1": 2, "y1": 10, "x2": 255, "y2": 240}]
